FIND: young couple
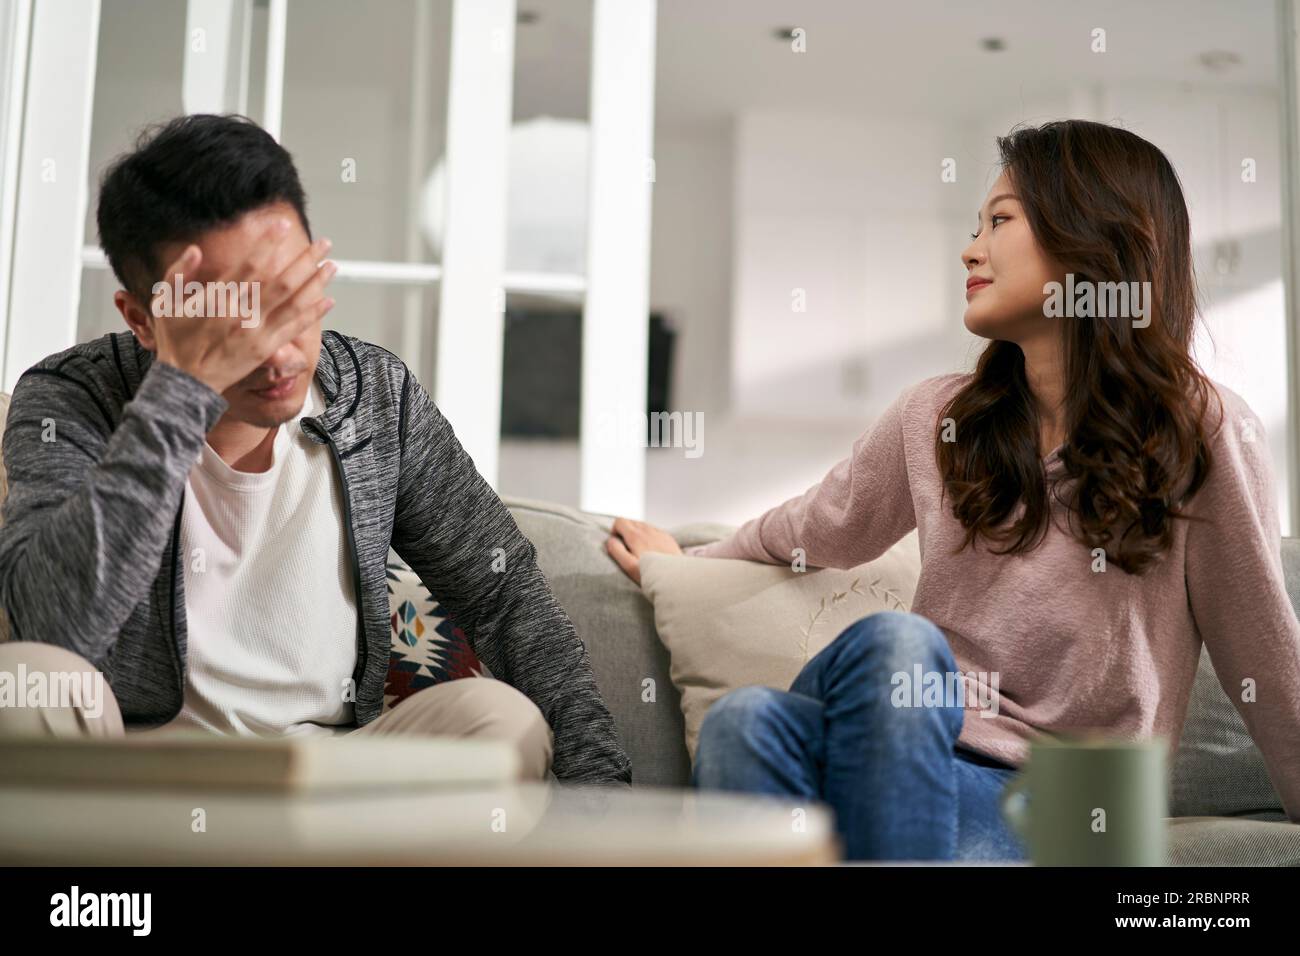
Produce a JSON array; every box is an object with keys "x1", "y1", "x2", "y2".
[
  {"x1": 0, "y1": 114, "x2": 1296, "y2": 862},
  {"x1": 607, "y1": 119, "x2": 1300, "y2": 861}
]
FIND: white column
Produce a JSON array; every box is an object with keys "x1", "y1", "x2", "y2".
[
  {"x1": 0, "y1": 0, "x2": 33, "y2": 374},
  {"x1": 401, "y1": 0, "x2": 435, "y2": 378},
  {"x1": 435, "y1": 0, "x2": 515, "y2": 486},
  {"x1": 2, "y1": 0, "x2": 100, "y2": 390},
  {"x1": 1278, "y1": 0, "x2": 1300, "y2": 534},
  {"x1": 261, "y1": 0, "x2": 287, "y2": 141},
  {"x1": 182, "y1": 0, "x2": 252, "y2": 116},
  {"x1": 580, "y1": 0, "x2": 657, "y2": 517}
]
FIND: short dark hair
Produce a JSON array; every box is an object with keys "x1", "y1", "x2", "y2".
[{"x1": 97, "y1": 113, "x2": 311, "y2": 304}]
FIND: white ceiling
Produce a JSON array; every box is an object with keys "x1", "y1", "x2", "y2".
[
  {"x1": 93, "y1": 2, "x2": 1279, "y2": 136},
  {"x1": 511, "y1": 0, "x2": 1280, "y2": 129}
]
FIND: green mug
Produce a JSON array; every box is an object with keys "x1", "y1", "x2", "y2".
[{"x1": 1000, "y1": 735, "x2": 1169, "y2": 866}]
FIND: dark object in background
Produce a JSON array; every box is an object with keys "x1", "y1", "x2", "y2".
[
  {"x1": 646, "y1": 313, "x2": 674, "y2": 426},
  {"x1": 500, "y1": 307, "x2": 675, "y2": 439},
  {"x1": 500, "y1": 308, "x2": 580, "y2": 437}
]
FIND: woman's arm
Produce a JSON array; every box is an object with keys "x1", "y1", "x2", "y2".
[
  {"x1": 684, "y1": 383, "x2": 920, "y2": 569},
  {"x1": 1185, "y1": 389, "x2": 1300, "y2": 823}
]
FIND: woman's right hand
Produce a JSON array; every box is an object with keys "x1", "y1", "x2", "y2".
[{"x1": 605, "y1": 517, "x2": 683, "y2": 585}]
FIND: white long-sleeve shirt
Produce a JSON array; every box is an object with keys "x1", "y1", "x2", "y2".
[{"x1": 154, "y1": 382, "x2": 358, "y2": 737}]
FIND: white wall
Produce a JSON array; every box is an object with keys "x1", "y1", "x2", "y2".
[
  {"x1": 648, "y1": 124, "x2": 733, "y2": 419},
  {"x1": 730, "y1": 110, "x2": 972, "y2": 425},
  {"x1": 498, "y1": 121, "x2": 737, "y2": 515},
  {"x1": 695, "y1": 85, "x2": 1292, "y2": 532}
]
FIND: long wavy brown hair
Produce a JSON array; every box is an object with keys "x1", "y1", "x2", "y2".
[{"x1": 936, "y1": 120, "x2": 1218, "y2": 575}]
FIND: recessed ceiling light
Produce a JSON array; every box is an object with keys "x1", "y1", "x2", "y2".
[{"x1": 1198, "y1": 49, "x2": 1242, "y2": 72}]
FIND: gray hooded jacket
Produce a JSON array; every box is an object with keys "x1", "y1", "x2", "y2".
[{"x1": 0, "y1": 330, "x2": 631, "y2": 783}]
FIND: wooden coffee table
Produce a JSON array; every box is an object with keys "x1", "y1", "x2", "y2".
[{"x1": 0, "y1": 782, "x2": 838, "y2": 865}]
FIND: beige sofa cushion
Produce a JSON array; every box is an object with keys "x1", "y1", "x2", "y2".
[{"x1": 638, "y1": 532, "x2": 922, "y2": 761}]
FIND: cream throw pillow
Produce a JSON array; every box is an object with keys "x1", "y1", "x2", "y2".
[{"x1": 640, "y1": 531, "x2": 922, "y2": 762}]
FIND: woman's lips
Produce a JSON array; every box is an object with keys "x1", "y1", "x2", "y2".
[
  {"x1": 965, "y1": 279, "x2": 992, "y2": 299},
  {"x1": 251, "y1": 375, "x2": 298, "y2": 400}
]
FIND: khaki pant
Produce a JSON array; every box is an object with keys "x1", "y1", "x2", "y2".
[{"x1": 0, "y1": 641, "x2": 553, "y2": 780}]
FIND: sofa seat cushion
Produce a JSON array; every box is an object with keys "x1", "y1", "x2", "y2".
[{"x1": 1168, "y1": 813, "x2": 1300, "y2": 866}]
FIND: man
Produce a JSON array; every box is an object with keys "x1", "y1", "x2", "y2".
[{"x1": 0, "y1": 114, "x2": 630, "y2": 785}]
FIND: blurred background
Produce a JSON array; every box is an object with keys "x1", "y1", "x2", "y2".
[{"x1": 2, "y1": 0, "x2": 1296, "y2": 531}]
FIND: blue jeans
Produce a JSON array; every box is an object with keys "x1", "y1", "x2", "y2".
[{"x1": 692, "y1": 610, "x2": 1027, "y2": 862}]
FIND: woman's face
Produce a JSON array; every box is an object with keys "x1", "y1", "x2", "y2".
[{"x1": 960, "y1": 171, "x2": 1062, "y2": 343}]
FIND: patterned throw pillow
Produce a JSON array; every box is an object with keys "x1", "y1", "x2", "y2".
[{"x1": 383, "y1": 560, "x2": 488, "y2": 712}]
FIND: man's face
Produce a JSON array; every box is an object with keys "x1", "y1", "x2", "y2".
[{"x1": 151, "y1": 201, "x2": 322, "y2": 428}]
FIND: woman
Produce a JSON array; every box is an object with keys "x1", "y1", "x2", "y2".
[{"x1": 605, "y1": 119, "x2": 1300, "y2": 862}]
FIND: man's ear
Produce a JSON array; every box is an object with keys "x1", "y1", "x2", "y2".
[{"x1": 114, "y1": 289, "x2": 157, "y2": 351}]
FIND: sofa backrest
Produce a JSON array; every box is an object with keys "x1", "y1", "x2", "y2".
[
  {"x1": 1171, "y1": 536, "x2": 1300, "y2": 815},
  {"x1": 505, "y1": 496, "x2": 715, "y2": 786}
]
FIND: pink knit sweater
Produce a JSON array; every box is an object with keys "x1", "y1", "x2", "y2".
[{"x1": 686, "y1": 373, "x2": 1300, "y2": 821}]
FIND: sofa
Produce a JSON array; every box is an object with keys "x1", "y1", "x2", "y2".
[
  {"x1": 498, "y1": 495, "x2": 1300, "y2": 866},
  {"x1": 2, "y1": 366, "x2": 1297, "y2": 863}
]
